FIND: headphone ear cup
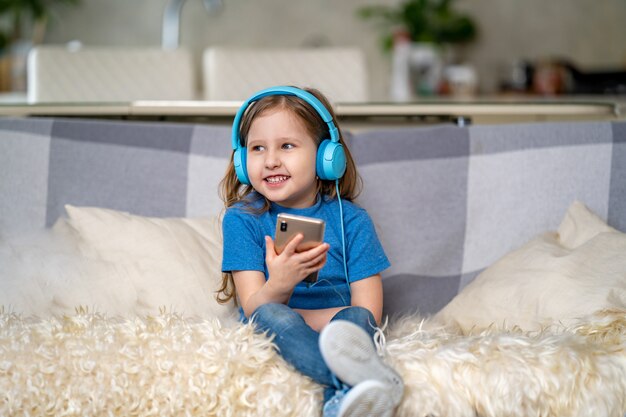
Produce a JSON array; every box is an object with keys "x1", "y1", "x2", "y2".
[
  {"x1": 233, "y1": 147, "x2": 250, "y2": 185},
  {"x1": 316, "y1": 139, "x2": 347, "y2": 181}
]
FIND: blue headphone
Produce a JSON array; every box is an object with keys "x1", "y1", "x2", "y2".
[{"x1": 231, "y1": 86, "x2": 347, "y2": 185}]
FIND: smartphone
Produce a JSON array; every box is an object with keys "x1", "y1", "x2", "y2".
[{"x1": 274, "y1": 213, "x2": 326, "y2": 284}]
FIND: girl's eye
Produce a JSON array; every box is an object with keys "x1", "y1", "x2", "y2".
[
  {"x1": 251, "y1": 145, "x2": 265, "y2": 152},
  {"x1": 282, "y1": 143, "x2": 295, "y2": 150}
]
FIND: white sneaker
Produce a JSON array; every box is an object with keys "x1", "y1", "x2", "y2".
[
  {"x1": 338, "y1": 380, "x2": 395, "y2": 417},
  {"x1": 320, "y1": 320, "x2": 404, "y2": 406}
]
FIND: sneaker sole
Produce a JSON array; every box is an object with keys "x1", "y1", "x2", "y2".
[
  {"x1": 338, "y1": 380, "x2": 394, "y2": 417},
  {"x1": 320, "y1": 320, "x2": 404, "y2": 405}
]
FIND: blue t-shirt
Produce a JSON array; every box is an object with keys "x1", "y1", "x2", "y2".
[{"x1": 221, "y1": 193, "x2": 390, "y2": 310}]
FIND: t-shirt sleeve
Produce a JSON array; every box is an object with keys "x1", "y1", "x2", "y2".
[
  {"x1": 345, "y1": 208, "x2": 391, "y2": 282},
  {"x1": 221, "y1": 208, "x2": 266, "y2": 274}
]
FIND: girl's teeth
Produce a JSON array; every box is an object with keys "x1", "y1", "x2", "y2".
[{"x1": 267, "y1": 176, "x2": 288, "y2": 183}]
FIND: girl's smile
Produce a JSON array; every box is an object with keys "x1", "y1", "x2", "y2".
[
  {"x1": 265, "y1": 175, "x2": 290, "y2": 185},
  {"x1": 246, "y1": 108, "x2": 319, "y2": 208}
]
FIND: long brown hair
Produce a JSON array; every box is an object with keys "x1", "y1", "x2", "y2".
[{"x1": 216, "y1": 87, "x2": 362, "y2": 305}]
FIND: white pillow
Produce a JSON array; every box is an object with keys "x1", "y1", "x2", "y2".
[
  {"x1": 435, "y1": 201, "x2": 626, "y2": 332},
  {"x1": 0, "y1": 220, "x2": 138, "y2": 316},
  {"x1": 64, "y1": 205, "x2": 237, "y2": 321}
]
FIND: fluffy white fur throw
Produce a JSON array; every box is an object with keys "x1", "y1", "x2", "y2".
[
  {"x1": 387, "y1": 309, "x2": 626, "y2": 417},
  {"x1": 0, "y1": 309, "x2": 321, "y2": 416},
  {"x1": 1, "y1": 309, "x2": 624, "y2": 417}
]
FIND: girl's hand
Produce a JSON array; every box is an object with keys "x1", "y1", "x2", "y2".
[{"x1": 264, "y1": 234, "x2": 329, "y2": 294}]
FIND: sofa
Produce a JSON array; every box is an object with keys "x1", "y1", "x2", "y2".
[{"x1": 0, "y1": 117, "x2": 624, "y2": 417}]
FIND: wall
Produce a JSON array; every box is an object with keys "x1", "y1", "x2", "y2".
[{"x1": 44, "y1": 0, "x2": 626, "y2": 100}]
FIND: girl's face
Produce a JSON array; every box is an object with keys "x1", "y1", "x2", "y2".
[{"x1": 246, "y1": 108, "x2": 319, "y2": 208}]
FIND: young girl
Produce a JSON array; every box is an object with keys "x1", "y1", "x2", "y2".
[{"x1": 218, "y1": 86, "x2": 404, "y2": 417}]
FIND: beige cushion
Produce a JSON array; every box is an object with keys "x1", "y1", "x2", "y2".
[
  {"x1": 0, "y1": 221, "x2": 138, "y2": 316},
  {"x1": 62, "y1": 205, "x2": 236, "y2": 320},
  {"x1": 436, "y1": 201, "x2": 626, "y2": 332}
]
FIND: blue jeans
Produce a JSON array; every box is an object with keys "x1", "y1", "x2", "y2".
[{"x1": 250, "y1": 303, "x2": 377, "y2": 403}]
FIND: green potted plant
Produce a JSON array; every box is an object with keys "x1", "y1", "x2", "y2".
[
  {"x1": 0, "y1": 0, "x2": 81, "y2": 91},
  {"x1": 358, "y1": 0, "x2": 477, "y2": 51},
  {"x1": 0, "y1": 0, "x2": 80, "y2": 44},
  {"x1": 358, "y1": 0, "x2": 478, "y2": 98}
]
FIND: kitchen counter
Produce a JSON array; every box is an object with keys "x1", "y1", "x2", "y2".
[{"x1": 0, "y1": 97, "x2": 622, "y2": 128}]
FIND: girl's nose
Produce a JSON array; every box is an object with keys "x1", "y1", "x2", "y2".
[{"x1": 265, "y1": 150, "x2": 281, "y2": 169}]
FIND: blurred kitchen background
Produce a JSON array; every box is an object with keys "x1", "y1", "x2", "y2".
[{"x1": 0, "y1": 0, "x2": 625, "y2": 103}]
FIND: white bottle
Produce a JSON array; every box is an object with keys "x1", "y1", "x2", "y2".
[{"x1": 390, "y1": 31, "x2": 412, "y2": 102}]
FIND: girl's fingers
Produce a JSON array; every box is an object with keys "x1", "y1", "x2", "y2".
[
  {"x1": 304, "y1": 255, "x2": 327, "y2": 275},
  {"x1": 309, "y1": 258, "x2": 327, "y2": 272},
  {"x1": 304, "y1": 250, "x2": 327, "y2": 267},
  {"x1": 300, "y1": 244, "x2": 328, "y2": 268},
  {"x1": 283, "y1": 233, "x2": 304, "y2": 255},
  {"x1": 303, "y1": 242, "x2": 329, "y2": 260},
  {"x1": 265, "y1": 236, "x2": 278, "y2": 261},
  {"x1": 277, "y1": 239, "x2": 329, "y2": 272}
]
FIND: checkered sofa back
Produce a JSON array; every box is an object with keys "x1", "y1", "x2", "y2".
[{"x1": 1, "y1": 117, "x2": 625, "y2": 317}]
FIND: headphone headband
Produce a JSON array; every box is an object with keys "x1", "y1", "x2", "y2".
[
  {"x1": 231, "y1": 86, "x2": 339, "y2": 150},
  {"x1": 231, "y1": 86, "x2": 346, "y2": 184}
]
